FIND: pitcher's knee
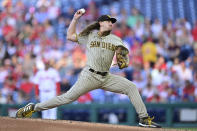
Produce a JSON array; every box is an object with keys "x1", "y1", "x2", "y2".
[
  {"x1": 125, "y1": 83, "x2": 138, "y2": 94},
  {"x1": 130, "y1": 82, "x2": 137, "y2": 89}
]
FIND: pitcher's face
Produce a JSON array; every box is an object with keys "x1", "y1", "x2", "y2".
[{"x1": 99, "y1": 20, "x2": 113, "y2": 32}]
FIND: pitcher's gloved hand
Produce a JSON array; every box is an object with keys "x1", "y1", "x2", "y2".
[{"x1": 115, "y1": 45, "x2": 129, "y2": 69}]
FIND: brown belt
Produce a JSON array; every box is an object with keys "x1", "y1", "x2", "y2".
[{"x1": 89, "y1": 68, "x2": 108, "y2": 76}]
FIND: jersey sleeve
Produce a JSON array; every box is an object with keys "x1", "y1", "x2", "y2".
[
  {"x1": 116, "y1": 37, "x2": 129, "y2": 52},
  {"x1": 76, "y1": 33, "x2": 89, "y2": 45}
]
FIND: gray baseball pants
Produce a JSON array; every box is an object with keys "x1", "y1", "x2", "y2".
[{"x1": 34, "y1": 66, "x2": 148, "y2": 118}]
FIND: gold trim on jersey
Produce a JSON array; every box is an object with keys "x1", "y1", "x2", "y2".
[
  {"x1": 75, "y1": 33, "x2": 80, "y2": 44},
  {"x1": 75, "y1": 33, "x2": 78, "y2": 40}
]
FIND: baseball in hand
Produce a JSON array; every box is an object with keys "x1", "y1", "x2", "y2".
[{"x1": 79, "y1": 8, "x2": 86, "y2": 14}]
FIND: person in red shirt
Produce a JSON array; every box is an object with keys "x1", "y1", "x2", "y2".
[
  {"x1": 183, "y1": 80, "x2": 195, "y2": 102},
  {"x1": 77, "y1": 92, "x2": 93, "y2": 104},
  {"x1": 2, "y1": 21, "x2": 14, "y2": 37},
  {"x1": 192, "y1": 22, "x2": 197, "y2": 42},
  {"x1": 20, "y1": 74, "x2": 35, "y2": 102}
]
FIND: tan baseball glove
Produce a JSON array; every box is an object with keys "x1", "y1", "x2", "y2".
[{"x1": 115, "y1": 45, "x2": 129, "y2": 69}]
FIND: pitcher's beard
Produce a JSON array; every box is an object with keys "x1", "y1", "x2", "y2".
[{"x1": 102, "y1": 30, "x2": 111, "y2": 36}]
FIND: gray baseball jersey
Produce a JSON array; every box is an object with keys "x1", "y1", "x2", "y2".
[
  {"x1": 77, "y1": 31, "x2": 127, "y2": 72},
  {"x1": 34, "y1": 31, "x2": 148, "y2": 119}
]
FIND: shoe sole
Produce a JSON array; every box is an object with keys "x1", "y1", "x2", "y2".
[{"x1": 139, "y1": 123, "x2": 161, "y2": 128}]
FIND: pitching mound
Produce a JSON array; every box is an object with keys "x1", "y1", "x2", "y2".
[{"x1": 0, "y1": 117, "x2": 178, "y2": 131}]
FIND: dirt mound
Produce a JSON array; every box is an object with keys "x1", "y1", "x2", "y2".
[{"x1": 0, "y1": 117, "x2": 179, "y2": 131}]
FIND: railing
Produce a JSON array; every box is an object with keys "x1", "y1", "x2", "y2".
[{"x1": 0, "y1": 103, "x2": 197, "y2": 127}]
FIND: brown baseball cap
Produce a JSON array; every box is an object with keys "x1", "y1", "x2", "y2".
[{"x1": 97, "y1": 15, "x2": 117, "y2": 23}]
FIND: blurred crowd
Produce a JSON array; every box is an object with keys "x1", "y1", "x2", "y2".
[{"x1": 0, "y1": 0, "x2": 197, "y2": 105}]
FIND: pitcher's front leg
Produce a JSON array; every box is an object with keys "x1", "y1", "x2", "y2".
[{"x1": 102, "y1": 74, "x2": 148, "y2": 118}]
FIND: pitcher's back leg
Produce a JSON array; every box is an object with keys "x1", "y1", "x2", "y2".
[{"x1": 34, "y1": 70, "x2": 101, "y2": 111}]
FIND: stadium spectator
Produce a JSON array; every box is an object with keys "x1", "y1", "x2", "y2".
[
  {"x1": 191, "y1": 44, "x2": 197, "y2": 73},
  {"x1": 19, "y1": 74, "x2": 36, "y2": 103},
  {"x1": 151, "y1": 18, "x2": 163, "y2": 40},
  {"x1": 166, "y1": 39, "x2": 180, "y2": 61},
  {"x1": 182, "y1": 80, "x2": 195, "y2": 102},
  {"x1": 142, "y1": 82, "x2": 158, "y2": 103},
  {"x1": 77, "y1": 92, "x2": 93, "y2": 104},
  {"x1": 156, "y1": 39, "x2": 168, "y2": 60},
  {"x1": 133, "y1": 70, "x2": 146, "y2": 93},
  {"x1": 192, "y1": 22, "x2": 197, "y2": 42},
  {"x1": 127, "y1": 8, "x2": 144, "y2": 29},
  {"x1": 142, "y1": 38, "x2": 157, "y2": 67},
  {"x1": 176, "y1": 61, "x2": 193, "y2": 82}
]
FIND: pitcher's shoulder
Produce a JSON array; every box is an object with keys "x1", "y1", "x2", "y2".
[
  {"x1": 109, "y1": 34, "x2": 126, "y2": 46},
  {"x1": 109, "y1": 34, "x2": 122, "y2": 41},
  {"x1": 90, "y1": 31, "x2": 98, "y2": 36},
  {"x1": 109, "y1": 34, "x2": 128, "y2": 49}
]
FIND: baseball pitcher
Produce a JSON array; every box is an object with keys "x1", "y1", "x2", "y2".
[{"x1": 16, "y1": 9, "x2": 161, "y2": 128}]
